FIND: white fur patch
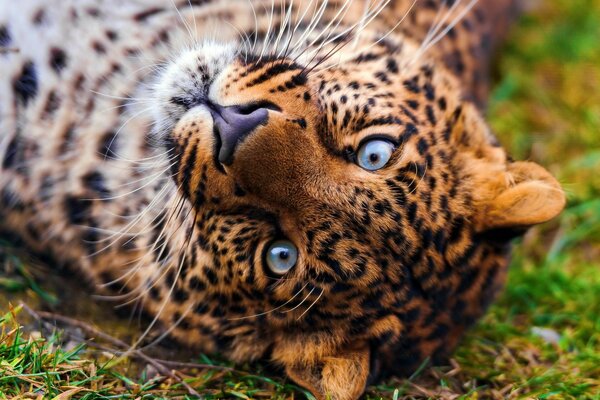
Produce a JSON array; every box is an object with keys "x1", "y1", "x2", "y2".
[{"x1": 150, "y1": 41, "x2": 237, "y2": 137}]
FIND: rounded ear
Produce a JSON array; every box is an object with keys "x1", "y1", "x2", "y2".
[
  {"x1": 443, "y1": 101, "x2": 565, "y2": 233},
  {"x1": 478, "y1": 161, "x2": 566, "y2": 231},
  {"x1": 283, "y1": 344, "x2": 370, "y2": 400}
]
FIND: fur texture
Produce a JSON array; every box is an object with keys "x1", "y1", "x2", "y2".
[{"x1": 0, "y1": 1, "x2": 564, "y2": 399}]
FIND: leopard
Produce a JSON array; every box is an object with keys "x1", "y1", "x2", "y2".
[{"x1": 0, "y1": 1, "x2": 566, "y2": 399}]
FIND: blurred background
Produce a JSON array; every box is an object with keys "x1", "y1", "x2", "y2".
[{"x1": 1, "y1": 0, "x2": 599, "y2": 398}]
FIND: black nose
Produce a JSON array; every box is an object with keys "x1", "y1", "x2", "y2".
[{"x1": 210, "y1": 104, "x2": 269, "y2": 166}]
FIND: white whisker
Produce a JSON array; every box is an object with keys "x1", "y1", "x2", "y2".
[{"x1": 297, "y1": 288, "x2": 324, "y2": 320}]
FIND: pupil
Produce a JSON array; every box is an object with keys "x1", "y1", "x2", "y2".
[
  {"x1": 369, "y1": 153, "x2": 380, "y2": 163},
  {"x1": 278, "y1": 250, "x2": 290, "y2": 260}
]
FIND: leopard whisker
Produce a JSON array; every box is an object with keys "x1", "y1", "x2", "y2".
[
  {"x1": 302, "y1": 0, "x2": 391, "y2": 70},
  {"x1": 407, "y1": 159, "x2": 428, "y2": 196},
  {"x1": 118, "y1": 195, "x2": 192, "y2": 301},
  {"x1": 103, "y1": 105, "x2": 156, "y2": 162},
  {"x1": 419, "y1": 0, "x2": 479, "y2": 58},
  {"x1": 258, "y1": 0, "x2": 277, "y2": 62},
  {"x1": 282, "y1": 286, "x2": 316, "y2": 313},
  {"x1": 137, "y1": 303, "x2": 195, "y2": 351},
  {"x1": 87, "y1": 175, "x2": 176, "y2": 257},
  {"x1": 352, "y1": 0, "x2": 419, "y2": 56},
  {"x1": 100, "y1": 198, "x2": 190, "y2": 304},
  {"x1": 168, "y1": 0, "x2": 197, "y2": 45},
  {"x1": 290, "y1": 0, "x2": 330, "y2": 62},
  {"x1": 85, "y1": 159, "x2": 176, "y2": 197},
  {"x1": 278, "y1": 0, "x2": 301, "y2": 60},
  {"x1": 122, "y1": 206, "x2": 197, "y2": 352},
  {"x1": 186, "y1": 0, "x2": 199, "y2": 43},
  {"x1": 303, "y1": 0, "x2": 354, "y2": 54},
  {"x1": 351, "y1": 0, "x2": 373, "y2": 50},
  {"x1": 298, "y1": 0, "x2": 355, "y2": 69},
  {"x1": 418, "y1": 0, "x2": 458, "y2": 56},
  {"x1": 297, "y1": 287, "x2": 325, "y2": 320},
  {"x1": 247, "y1": 0, "x2": 260, "y2": 54},
  {"x1": 411, "y1": 0, "x2": 478, "y2": 68},
  {"x1": 97, "y1": 150, "x2": 175, "y2": 167},
  {"x1": 270, "y1": 0, "x2": 294, "y2": 61},
  {"x1": 86, "y1": 159, "x2": 178, "y2": 202},
  {"x1": 285, "y1": 0, "x2": 317, "y2": 59},
  {"x1": 304, "y1": 1, "x2": 392, "y2": 73},
  {"x1": 227, "y1": 283, "x2": 309, "y2": 320}
]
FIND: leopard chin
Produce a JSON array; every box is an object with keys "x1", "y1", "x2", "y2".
[{"x1": 0, "y1": 1, "x2": 564, "y2": 399}]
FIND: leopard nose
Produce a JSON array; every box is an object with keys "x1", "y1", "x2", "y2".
[{"x1": 210, "y1": 104, "x2": 269, "y2": 166}]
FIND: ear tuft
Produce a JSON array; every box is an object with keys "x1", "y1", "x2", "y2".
[
  {"x1": 284, "y1": 345, "x2": 370, "y2": 400},
  {"x1": 479, "y1": 161, "x2": 566, "y2": 231}
]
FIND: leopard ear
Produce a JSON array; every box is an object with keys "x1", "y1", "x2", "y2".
[
  {"x1": 478, "y1": 161, "x2": 566, "y2": 231},
  {"x1": 283, "y1": 344, "x2": 370, "y2": 400}
]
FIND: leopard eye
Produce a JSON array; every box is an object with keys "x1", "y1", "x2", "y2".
[
  {"x1": 357, "y1": 139, "x2": 395, "y2": 171},
  {"x1": 265, "y1": 240, "x2": 298, "y2": 275}
]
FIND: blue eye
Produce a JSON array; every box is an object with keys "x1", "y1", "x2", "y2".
[
  {"x1": 265, "y1": 240, "x2": 298, "y2": 275},
  {"x1": 357, "y1": 139, "x2": 395, "y2": 171}
]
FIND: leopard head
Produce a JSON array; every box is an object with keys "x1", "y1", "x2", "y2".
[{"x1": 147, "y1": 4, "x2": 565, "y2": 399}]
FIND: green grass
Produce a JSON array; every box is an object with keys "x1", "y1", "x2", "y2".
[{"x1": 2, "y1": 0, "x2": 600, "y2": 398}]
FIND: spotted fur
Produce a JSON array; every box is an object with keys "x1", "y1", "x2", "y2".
[{"x1": 0, "y1": 1, "x2": 565, "y2": 399}]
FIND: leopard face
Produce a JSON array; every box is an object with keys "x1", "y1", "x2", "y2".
[{"x1": 146, "y1": 18, "x2": 565, "y2": 400}]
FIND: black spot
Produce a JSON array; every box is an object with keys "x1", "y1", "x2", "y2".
[
  {"x1": 451, "y1": 299, "x2": 466, "y2": 324},
  {"x1": 203, "y1": 267, "x2": 218, "y2": 285},
  {"x1": 32, "y1": 8, "x2": 46, "y2": 25},
  {"x1": 106, "y1": 30, "x2": 118, "y2": 41},
  {"x1": 427, "y1": 323, "x2": 450, "y2": 340},
  {"x1": 233, "y1": 184, "x2": 246, "y2": 197},
  {"x1": 406, "y1": 100, "x2": 419, "y2": 110},
  {"x1": 0, "y1": 25, "x2": 11, "y2": 47},
  {"x1": 426, "y1": 105, "x2": 437, "y2": 125},
  {"x1": 2, "y1": 134, "x2": 19, "y2": 170},
  {"x1": 386, "y1": 58, "x2": 399, "y2": 74},
  {"x1": 417, "y1": 138, "x2": 429, "y2": 155},
  {"x1": 407, "y1": 202, "x2": 417, "y2": 224},
  {"x1": 375, "y1": 71, "x2": 390, "y2": 84},
  {"x1": 293, "y1": 118, "x2": 307, "y2": 129},
  {"x1": 82, "y1": 171, "x2": 111, "y2": 199},
  {"x1": 400, "y1": 123, "x2": 418, "y2": 142},
  {"x1": 133, "y1": 7, "x2": 164, "y2": 22},
  {"x1": 194, "y1": 303, "x2": 209, "y2": 315},
  {"x1": 438, "y1": 97, "x2": 447, "y2": 111},
  {"x1": 189, "y1": 276, "x2": 206, "y2": 292},
  {"x1": 49, "y1": 48, "x2": 68, "y2": 73},
  {"x1": 423, "y1": 83, "x2": 435, "y2": 101},
  {"x1": 42, "y1": 90, "x2": 61, "y2": 118},
  {"x1": 99, "y1": 131, "x2": 119, "y2": 158},
  {"x1": 403, "y1": 77, "x2": 420, "y2": 94},
  {"x1": 86, "y1": 7, "x2": 101, "y2": 17},
  {"x1": 92, "y1": 41, "x2": 106, "y2": 54},
  {"x1": 13, "y1": 62, "x2": 38, "y2": 106},
  {"x1": 172, "y1": 288, "x2": 189, "y2": 303},
  {"x1": 180, "y1": 141, "x2": 198, "y2": 199},
  {"x1": 64, "y1": 195, "x2": 93, "y2": 224}
]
